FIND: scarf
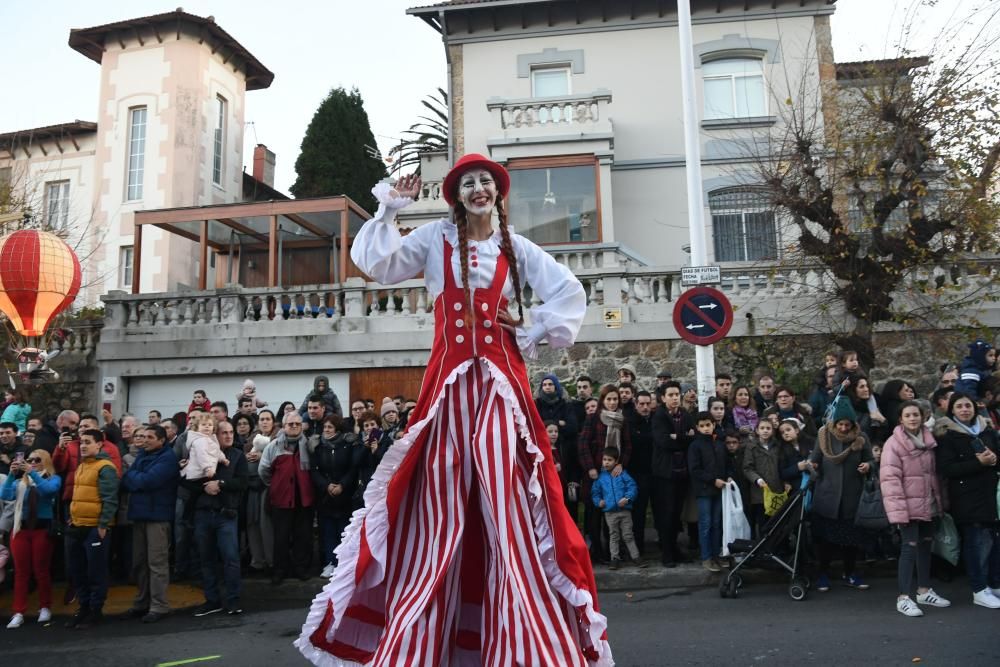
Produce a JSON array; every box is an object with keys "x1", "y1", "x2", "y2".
[
  {"x1": 537, "y1": 392, "x2": 562, "y2": 408},
  {"x1": 279, "y1": 432, "x2": 311, "y2": 471},
  {"x1": 954, "y1": 417, "x2": 983, "y2": 437},
  {"x1": 817, "y1": 423, "x2": 865, "y2": 464},
  {"x1": 12, "y1": 472, "x2": 43, "y2": 537},
  {"x1": 904, "y1": 428, "x2": 927, "y2": 450},
  {"x1": 600, "y1": 410, "x2": 624, "y2": 453}
]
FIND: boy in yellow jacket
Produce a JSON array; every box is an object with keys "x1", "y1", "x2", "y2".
[{"x1": 65, "y1": 429, "x2": 119, "y2": 629}]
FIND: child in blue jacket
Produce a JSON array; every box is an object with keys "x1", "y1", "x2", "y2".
[{"x1": 591, "y1": 447, "x2": 646, "y2": 569}]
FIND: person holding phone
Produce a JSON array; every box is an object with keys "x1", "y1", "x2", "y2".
[
  {"x1": 1, "y1": 449, "x2": 62, "y2": 628},
  {"x1": 0, "y1": 421, "x2": 28, "y2": 476}
]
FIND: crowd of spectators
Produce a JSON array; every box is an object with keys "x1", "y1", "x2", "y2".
[{"x1": 0, "y1": 337, "x2": 998, "y2": 627}]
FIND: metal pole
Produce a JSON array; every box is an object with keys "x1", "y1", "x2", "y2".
[{"x1": 676, "y1": 0, "x2": 716, "y2": 410}]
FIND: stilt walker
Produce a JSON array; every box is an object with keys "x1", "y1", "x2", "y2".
[{"x1": 297, "y1": 154, "x2": 613, "y2": 666}]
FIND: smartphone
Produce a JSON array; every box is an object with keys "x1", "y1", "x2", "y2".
[
  {"x1": 14, "y1": 451, "x2": 25, "y2": 464},
  {"x1": 103, "y1": 402, "x2": 112, "y2": 413}
]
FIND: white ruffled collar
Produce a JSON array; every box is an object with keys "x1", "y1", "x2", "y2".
[{"x1": 440, "y1": 219, "x2": 509, "y2": 255}]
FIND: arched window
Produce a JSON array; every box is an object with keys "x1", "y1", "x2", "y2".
[
  {"x1": 709, "y1": 188, "x2": 777, "y2": 262},
  {"x1": 703, "y1": 58, "x2": 767, "y2": 120}
]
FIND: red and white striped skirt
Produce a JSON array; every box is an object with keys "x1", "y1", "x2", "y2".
[{"x1": 297, "y1": 359, "x2": 612, "y2": 666}]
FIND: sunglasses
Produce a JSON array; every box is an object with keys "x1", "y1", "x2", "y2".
[{"x1": 27, "y1": 457, "x2": 43, "y2": 463}]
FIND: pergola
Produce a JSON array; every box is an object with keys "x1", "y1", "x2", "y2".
[{"x1": 131, "y1": 196, "x2": 371, "y2": 293}]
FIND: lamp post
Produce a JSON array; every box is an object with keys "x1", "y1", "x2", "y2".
[{"x1": 676, "y1": 0, "x2": 716, "y2": 409}]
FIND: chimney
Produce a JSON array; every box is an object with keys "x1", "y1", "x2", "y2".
[{"x1": 252, "y1": 144, "x2": 276, "y2": 187}]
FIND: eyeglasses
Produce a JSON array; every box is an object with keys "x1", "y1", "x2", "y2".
[
  {"x1": 351, "y1": 407, "x2": 364, "y2": 412},
  {"x1": 27, "y1": 457, "x2": 42, "y2": 463}
]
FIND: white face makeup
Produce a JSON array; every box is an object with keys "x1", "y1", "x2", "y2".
[{"x1": 458, "y1": 168, "x2": 497, "y2": 216}]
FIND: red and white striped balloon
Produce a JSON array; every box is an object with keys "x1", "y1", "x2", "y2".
[{"x1": 0, "y1": 230, "x2": 82, "y2": 336}]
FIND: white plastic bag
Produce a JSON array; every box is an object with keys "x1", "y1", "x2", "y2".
[{"x1": 721, "y1": 481, "x2": 752, "y2": 557}]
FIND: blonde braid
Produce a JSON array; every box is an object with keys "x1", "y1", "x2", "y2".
[{"x1": 496, "y1": 196, "x2": 524, "y2": 325}]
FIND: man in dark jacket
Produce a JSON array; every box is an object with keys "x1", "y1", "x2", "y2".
[
  {"x1": 299, "y1": 375, "x2": 343, "y2": 419},
  {"x1": 571, "y1": 375, "x2": 594, "y2": 432},
  {"x1": 120, "y1": 425, "x2": 179, "y2": 623},
  {"x1": 304, "y1": 395, "x2": 328, "y2": 438},
  {"x1": 189, "y1": 421, "x2": 247, "y2": 617},
  {"x1": 650, "y1": 382, "x2": 695, "y2": 567},
  {"x1": 627, "y1": 391, "x2": 655, "y2": 554}
]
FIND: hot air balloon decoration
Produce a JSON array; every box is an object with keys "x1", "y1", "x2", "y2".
[{"x1": 0, "y1": 230, "x2": 82, "y2": 385}]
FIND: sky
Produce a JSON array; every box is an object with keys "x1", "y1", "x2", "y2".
[{"x1": 0, "y1": 0, "x2": 994, "y2": 194}]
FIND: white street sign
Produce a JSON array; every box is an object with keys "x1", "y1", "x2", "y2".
[{"x1": 681, "y1": 265, "x2": 722, "y2": 286}]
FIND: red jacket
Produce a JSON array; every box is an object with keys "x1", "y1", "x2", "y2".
[
  {"x1": 188, "y1": 397, "x2": 213, "y2": 415},
  {"x1": 266, "y1": 451, "x2": 315, "y2": 509},
  {"x1": 52, "y1": 439, "x2": 123, "y2": 501}
]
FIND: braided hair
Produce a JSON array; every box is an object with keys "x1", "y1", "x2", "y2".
[
  {"x1": 453, "y1": 202, "x2": 475, "y2": 326},
  {"x1": 496, "y1": 195, "x2": 524, "y2": 325}
]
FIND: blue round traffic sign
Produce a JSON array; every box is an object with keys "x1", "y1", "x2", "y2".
[{"x1": 672, "y1": 286, "x2": 734, "y2": 345}]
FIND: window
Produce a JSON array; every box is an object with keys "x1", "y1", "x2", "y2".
[
  {"x1": 120, "y1": 246, "x2": 134, "y2": 289},
  {"x1": 213, "y1": 96, "x2": 227, "y2": 186},
  {"x1": 710, "y1": 188, "x2": 778, "y2": 262},
  {"x1": 508, "y1": 157, "x2": 599, "y2": 245},
  {"x1": 531, "y1": 66, "x2": 570, "y2": 97},
  {"x1": 45, "y1": 181, "x2": 70, "y2": 229},
  {"x1": 126, "y1": 107, "x2": 147, "y2": 201},
  {"x1": 703, "y1": 58, "x2": 767, "y2": 120}
]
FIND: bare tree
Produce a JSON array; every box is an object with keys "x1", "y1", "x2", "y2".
[{"x1": 752, "y1": 3, "x2": 1000, "y2": 366}]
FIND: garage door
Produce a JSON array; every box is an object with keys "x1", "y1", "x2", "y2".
[{"x1": 127, "y1": 371, "x2": 350, "y2": 420}]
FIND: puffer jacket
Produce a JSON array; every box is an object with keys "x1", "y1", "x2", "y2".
[
  {"x1": 934, "y1": 416, "x2": 1000, "y2": 524},
  {"x1": 122, "y1": 444, "x2": 179, "y2": 523},
  {"x1": 879, "y1": 425, "x2": 942, "y2": 524}
]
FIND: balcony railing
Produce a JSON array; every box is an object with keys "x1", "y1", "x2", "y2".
[
  {"x1": 487, "y1": 90, "x2": 613, "y2": 130},
  {"x1": 102, "y1": 257, "x2": 1000, "y2": 340}
]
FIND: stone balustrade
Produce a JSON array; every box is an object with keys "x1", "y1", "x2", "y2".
[
  {"x1": 102, "y1": 256, "x2": 1000, "y2": 346},
  {"x1": 487, "y1": 90, "x2": 613, "y2": 129}
]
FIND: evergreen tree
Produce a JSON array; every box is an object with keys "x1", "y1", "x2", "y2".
[{"x1": 290, "y1": 87, "x2": 386, "y2": 211}]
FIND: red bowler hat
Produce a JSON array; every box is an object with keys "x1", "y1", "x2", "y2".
[{"x1": 442, "y1": 153, "x2": 510, "y2": 206}]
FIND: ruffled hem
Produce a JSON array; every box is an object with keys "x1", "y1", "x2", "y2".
[{"x1": 295, "y1": 358, "x2": 613, "y2": 667}]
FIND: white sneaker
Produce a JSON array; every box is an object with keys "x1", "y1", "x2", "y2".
[
  {"x1": 321, "y1": 563, "x2": 335, "y2": 579},
  {"x1": 973, "y1": 589, "x2": 1000, "y2": 609},
  {"x1": 916, "y1": 589, "x2": 951, "y2": 608},
  {"x1": 896, "y1": 597, "x2": 924, "y2": 617},
  {"x1": 37, "y1": 608, "x2": 51, "y2": 624},
  {"x1": 991, "y1": 588, "x2": 1000, "y2": 598},
  {"x1": 6, "y1": 613, "x2": 24, "y2": 629}
]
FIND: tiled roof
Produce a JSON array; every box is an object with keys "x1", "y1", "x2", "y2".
[
  {"x1": 0, "y1": 121, "x2": 98, "y2": 146},
  {"x1": 68, "y1": 9, "x2": 273, "y2": 91},
  {"x1": 835, "y1": 56, "x2": 930, "y2": 80}
]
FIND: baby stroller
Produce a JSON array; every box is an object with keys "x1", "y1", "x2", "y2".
[{"x1": 720, "y1": 473, "x2": 813, "y2": 601}]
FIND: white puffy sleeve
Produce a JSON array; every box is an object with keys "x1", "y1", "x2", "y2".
[
  {"x1": 512, "y1": 236, "x2": 587, "y2": 359},
  {"x1": 350, "y1": 183, "x2": 436, "y2": 284}
]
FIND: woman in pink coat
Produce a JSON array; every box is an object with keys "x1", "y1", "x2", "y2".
[{"x1": 880, "y1": 400, "x2": 950, "y2": 617}]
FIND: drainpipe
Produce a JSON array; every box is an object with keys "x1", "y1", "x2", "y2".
[{"x1": 439, "y1": 9, "x2": 454, "y2": 166}]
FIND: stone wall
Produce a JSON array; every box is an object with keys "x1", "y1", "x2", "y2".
[
  {"x1": 17, "y1": 323, "x2": 100, "y2": 421},
  {"x1": 527, "y1": 328, "x2": 1000, "y2": 398}
]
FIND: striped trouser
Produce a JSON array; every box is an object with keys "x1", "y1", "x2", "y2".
[{"x1": 372, "y1": 360, "x2": 588, "y2": 666}]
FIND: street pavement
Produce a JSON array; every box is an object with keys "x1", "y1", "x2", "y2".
[{"x1": 1, "y1": 573, "x2": 998, "y2": 666}]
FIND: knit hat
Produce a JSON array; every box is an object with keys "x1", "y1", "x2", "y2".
[
  {"x1": 380, "y1": 397, "x2": 398, "y2": 418},
  {"x1": 828, "y1": 397, "x2": 857, "y2": 424},
  {"x1": 969, "y1": 338, "x2": 995, "y2": 369},
  {"x1": 680, "y1": 383, "x2": 695, "y2": 395},
  {"x1": 656, "y1": 369, "x2": 672, "y2": 379}
]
